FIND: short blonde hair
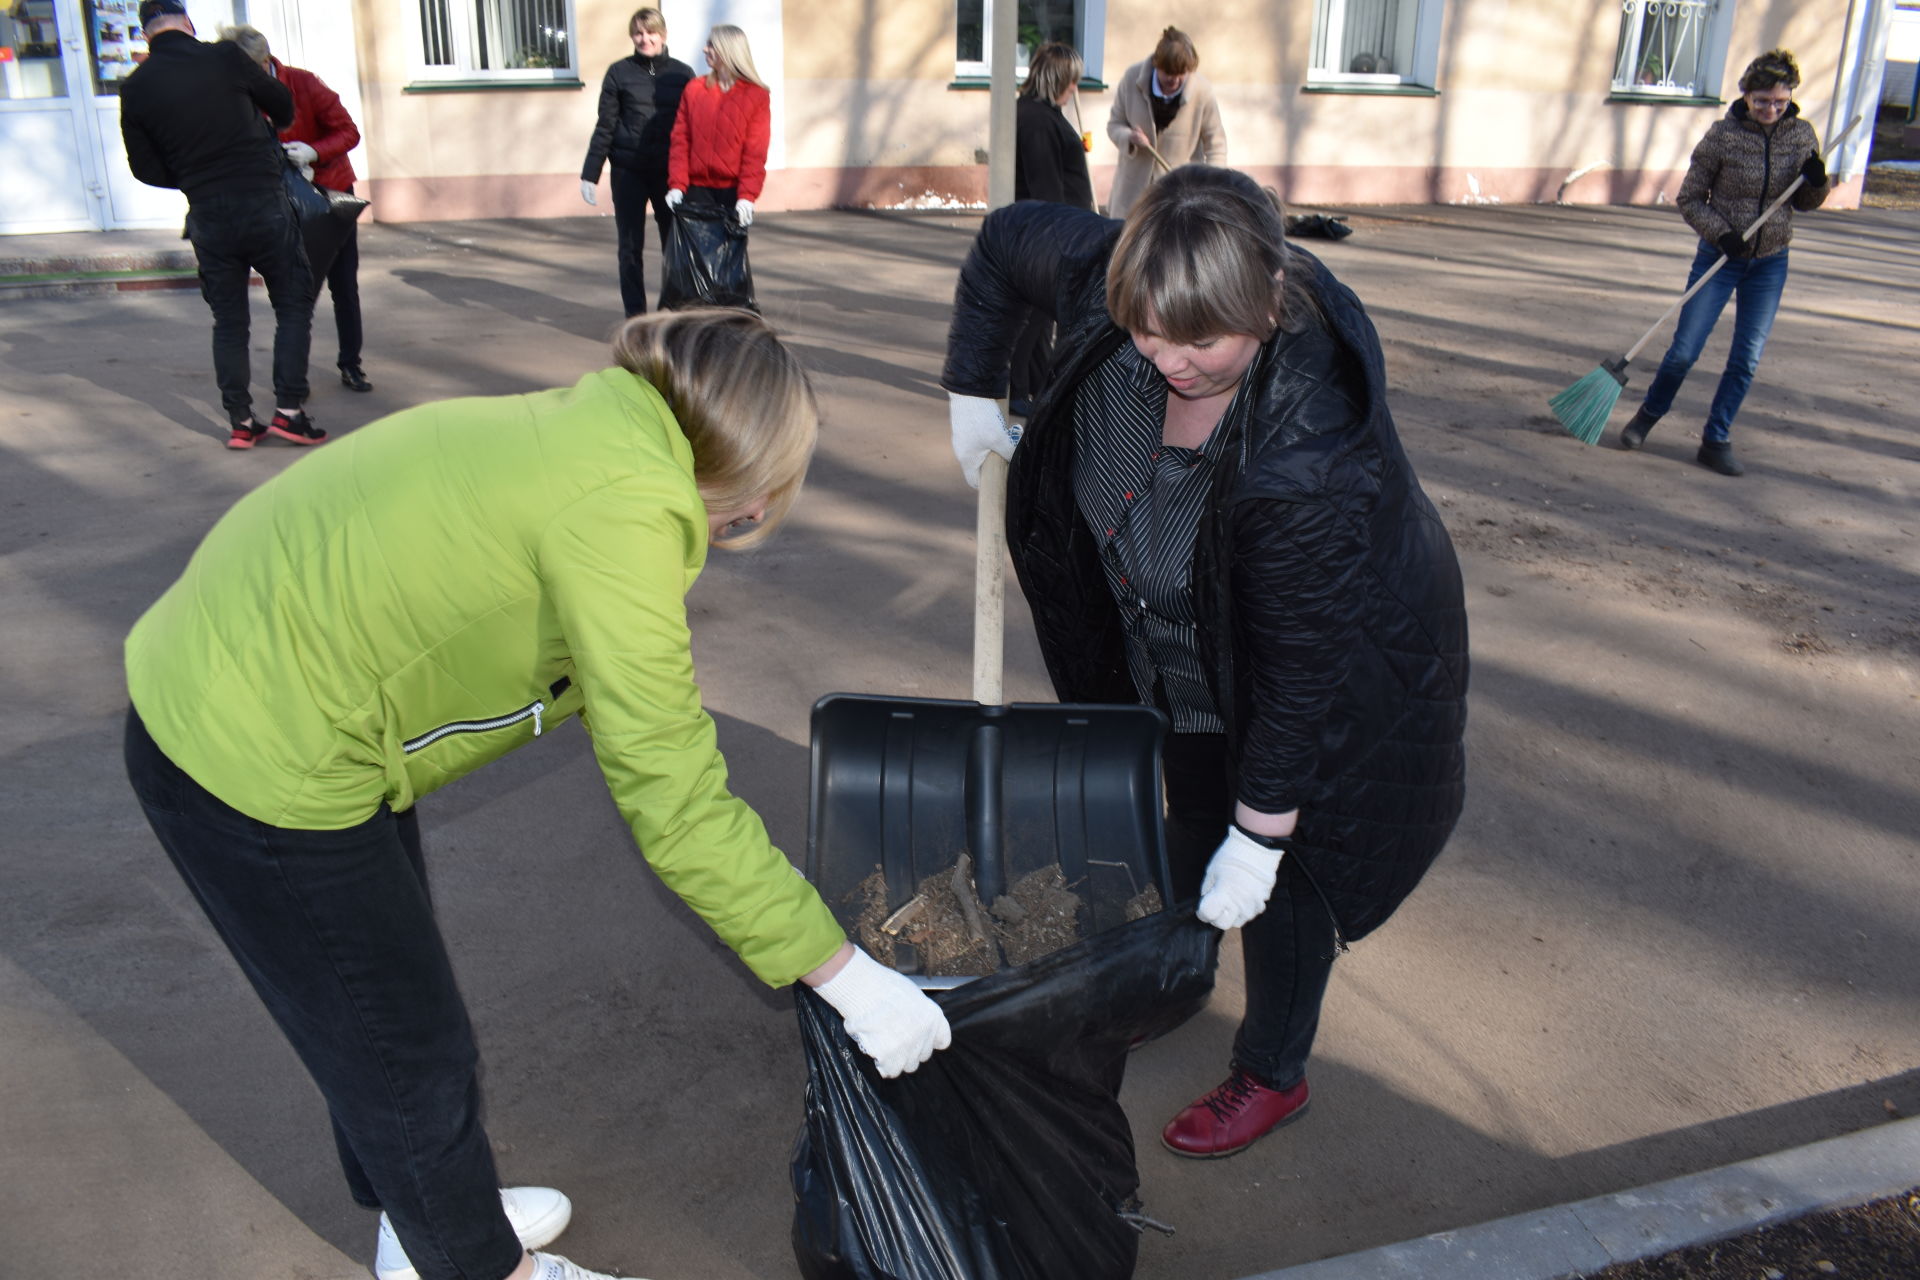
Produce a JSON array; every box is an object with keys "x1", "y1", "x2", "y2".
[
  {"x1": 629, "y1": 7, "x2": 665, "y2": 37},
  {"x1": 1021, "y1": 42, "x2": 1083, "y2": 103},
  {"x1": 610, "y1": 308, "x2": 817, "y2": 551},
  {"x1": 1152, "y1": 27, "x2": 1198, "y2": 77},
  {"x1": 218, "y1": 23, "x2": 271, "y2": 68},
  {"x1": 704, "y1": 24, "x2": 766, "y2": 90},
  {"x1": 1107, "y1": 165, "x2": 1315, "y2": 343}
]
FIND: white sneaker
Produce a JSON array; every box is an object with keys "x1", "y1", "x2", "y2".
[
  {"x1": 373, "y1": 1186, "x2": 574, "y2": 1280},
  {"x1": 529, "y1": 1252, "x2": 651, "y2": 1280}
]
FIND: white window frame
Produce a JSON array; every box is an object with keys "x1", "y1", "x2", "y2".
[
  {"x1": 410, "y1": 0, "x2": 579, "y2": 83},
  {"x1": 955, "y1": 0, "x2": 1106, "y2": 84},
  {"x1": 1610, "y1": 0, "x2": 1735, "y2": 98},
  {"x1": 1308, "y1": 0, "x2": 1444, "y2": 89}
]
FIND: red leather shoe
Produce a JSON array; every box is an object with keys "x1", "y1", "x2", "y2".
[{"x1": 1161, "y1": 1070, "x2": 1310, "y2": 1158}]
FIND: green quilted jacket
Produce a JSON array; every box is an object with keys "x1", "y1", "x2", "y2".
[{"x1": 125, "y1": 369, "x2": 844, "y2": 986}]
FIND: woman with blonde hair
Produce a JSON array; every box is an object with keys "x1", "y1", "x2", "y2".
[
  {"x1": 1104, "y1": 26, "x2": 1227, "y2": 218},
  {"x1": 580, "y1": 7, "x2": 695, "y2": 316},
  {"x1": 664, "y1": 25, "x2": 771, "y2": 306},
  {"x1": 944, "y1": 166, "x2": 1466, "y2": 1157},
  {"x1": 124, "y1": 308, "x2": 948, "y2": 1280}
]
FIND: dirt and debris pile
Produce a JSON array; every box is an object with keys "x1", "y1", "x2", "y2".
[{"x1": 852, "y1": 858, "x2": 1164, "y2": 977}]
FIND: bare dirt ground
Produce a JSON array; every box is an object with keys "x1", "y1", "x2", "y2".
[
  {"x1": 1582, "y1": 1187, "x2": 1920, "y2": 1279},
  {"x1": 1864, "y1": 109, "x2": 1920, "y2": 211}
]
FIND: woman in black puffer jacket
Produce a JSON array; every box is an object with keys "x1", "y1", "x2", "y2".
[
  {"x1": 943, "y1": 166, "x2": 1468, "y2": 1159},
  {"x1": 580, "y1": 7, "x2": 694, "y2": 316},
  {"x1": 1617, "y1": 49, "x2": 1830, "y2": 475}
]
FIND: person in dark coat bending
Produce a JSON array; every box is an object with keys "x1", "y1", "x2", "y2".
[
  {"x1": 944, "y1": 165, "x2": 1468, "y2": 1158},
  {"x1": 580, "y1": 7, "x2": 694, "y2": 316},
  {"x1": 1009, "y1": 41, "x2": 1094, "y2": 416}
]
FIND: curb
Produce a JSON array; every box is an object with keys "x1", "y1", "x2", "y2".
[
  {"x1": 1238, "y1": 1115, "x2": 1920, "y2": 1280},
  {"x1": 0, "y1": 247, "x2": 199, "y2": 300}
]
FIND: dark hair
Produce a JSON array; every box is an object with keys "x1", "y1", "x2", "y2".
[
  {"x1": 1738, "y1": 48, "x2": 1801, "y2": 94},
  {"x1": 1107, "y1": 165, "x2": 1318, "y2": 344},
  {"x1": 138, "y1": 0, "x2": 188, "y2": 28},
  {"x1": 1152, "y1": 27, "x2": 1197, "y2": 77}
]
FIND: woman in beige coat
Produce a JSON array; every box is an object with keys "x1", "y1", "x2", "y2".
[{"x1": 1104, "y1": 26, "x2": 1227, "y2": 218}]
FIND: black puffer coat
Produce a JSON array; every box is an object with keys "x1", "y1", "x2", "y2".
[
  {"x1": 580, "y1": 52, "x2": 695, "y2": 182},
  {"x1": 942, "y1": 201, "x2": 1469, "y2": 940}
]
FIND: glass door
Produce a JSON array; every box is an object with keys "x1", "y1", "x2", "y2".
[{"x1": 0, "y1": 0, "x2": 103, "y2": 232}]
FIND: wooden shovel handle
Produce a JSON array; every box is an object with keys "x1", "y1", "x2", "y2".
[{"x1": 973, "y1": 450, "x2": 1009, "y2": 705}]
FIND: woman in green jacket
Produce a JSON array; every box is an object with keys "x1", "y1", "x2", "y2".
[{"x1": 122, "y1": 308, "x2": 948, "y2": 1280}]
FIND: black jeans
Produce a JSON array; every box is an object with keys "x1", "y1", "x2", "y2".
[
  {"x1": 610, "y1": 165, "x2": 672, "y2": 317},
  {"x1": 1162, "y1": 733, "x2": 1338, "y2": 1091},
  {"x1": 185, "y1": 188, "x2": 313, "y2": 426},
  {"x1": 318, "y1": 184, "x2": 364, "y2": 369},
  {"x1": 124, "y1": 709, "x2": 522, "y2": 1280}
]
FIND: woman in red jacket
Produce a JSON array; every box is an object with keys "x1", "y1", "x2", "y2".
[
  {"x1": 664, "y1": 24, "x2": 770, "y2": 306},
  {"x1": 226, "y1": 25, "x2": 373, "y2": 394}
]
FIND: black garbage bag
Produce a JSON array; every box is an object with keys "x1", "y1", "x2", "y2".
[
  {"x1": 1284, "y1": 213, "x2": 1353, "y2": 240},
  {"x1": 792, "y1": 906, "x2": 1218, "y2": 1280},
  {"x1": 660, "y1": 202, "x2": 756, "y2": 311},
  {"x1": 282, "y1": 158, "x2": 369, "y2": 286}
]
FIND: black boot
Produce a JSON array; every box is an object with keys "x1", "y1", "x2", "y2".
[
  {"x1": 1619, "y1": 407, "x2": 1658, "y2": 450},
  {"x1": 1695, "y1": 441, "x2": 1744, "y2": 476}
]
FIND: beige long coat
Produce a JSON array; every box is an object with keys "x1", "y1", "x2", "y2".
[{"x1": 1102, "y1": 58, "x2": 1227, "y2": 218}]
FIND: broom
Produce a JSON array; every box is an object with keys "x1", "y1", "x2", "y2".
[{"x1": 1549, "y1": 113, "x2": 1860, "y2": 445}]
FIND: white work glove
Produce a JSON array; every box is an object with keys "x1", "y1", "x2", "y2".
[
  {"x1": 282, "y1": 141, "x2": 318, "y2": 168},
  {"x1": 1196, "y1": 826, "x2": 1285, "y2": 931},
  {"x1": 579, "y1": 179, "x2": 598, "y2": 207},
  {"x1": 665, "y1": 188, "x2": 684, "y2": 209},
  {"x1": 734, "y1": 198, "x2": 754, "y2": 227},
  {"x1": 813, "y1": 946, "x2": 952, "y2": 1078},
  {"x1": 948, "y1": 392, "x2": 1021, "y2": 489}
]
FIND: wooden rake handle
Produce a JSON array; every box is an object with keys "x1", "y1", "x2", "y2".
[{"x1": 1620, "y1": 113, "x2": 1862, "y2": 365}]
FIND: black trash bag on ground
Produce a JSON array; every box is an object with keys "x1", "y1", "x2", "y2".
[
  {"x1": 660, "y1": 203, "x2": 756, "y2": 311},
  {"x1": 792, "y1": 906, "x2": 1218, "y2": 1280},
  {"x1": 1284, "y1": 213, "x2": 1353, "y2": 240}
]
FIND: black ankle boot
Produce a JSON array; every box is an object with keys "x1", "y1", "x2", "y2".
[
  {"x1": 339, "y1": 365, "x2": 373, "y2": 393},
  {"x1": 1619, "y1": 408, "x2": 1658, "y2": 450},
  {"x1": 1695, "y1": 441, "x2": 1744, "y2": 476}
]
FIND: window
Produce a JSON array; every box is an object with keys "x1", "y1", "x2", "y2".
[
  {"x1": 1611, "y1": 0, "x2": 1730, "y2": 97},
  {"x1": 416, "y1": 0, "x2": 576, "y2": 81},
  {"x1": 956, "y1": 0, "x2": 1105, "y2": 82},
  {"x1": 1309, "y1": 0, "x2": 1443, "y2": 88}
]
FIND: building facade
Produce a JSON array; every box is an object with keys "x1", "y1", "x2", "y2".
[{"x1": 0, "y1": 0, "x2": 1894, "y2": 236}]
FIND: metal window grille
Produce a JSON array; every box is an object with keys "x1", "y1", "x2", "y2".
[
  {"x1": 419, "y1": 0, "x2": 572, "y2": 74},
  {"x1": 1613, "y1": 0, "x2": 1717, "y2": 95},
  {"x1": 420, "y1": 0, "x2": 454, "y2": 66}
]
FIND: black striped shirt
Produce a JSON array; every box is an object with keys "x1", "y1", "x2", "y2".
[{"x1": 1071, "y1": 342, "x2": 1247, "y2": 733}]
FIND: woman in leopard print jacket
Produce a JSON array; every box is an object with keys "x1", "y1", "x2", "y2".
[{"x1": 1617, "y1": 48, "x2": 1831, "y2": 476}]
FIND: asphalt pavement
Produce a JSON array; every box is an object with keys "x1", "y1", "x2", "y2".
[{"x1": 2, "y1": 202, "x2": 1916, "y2": 1280}]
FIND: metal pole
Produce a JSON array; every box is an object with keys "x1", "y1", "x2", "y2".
[{"x1": 987, "y1": 0, "x2": 1018, "y2": 210}]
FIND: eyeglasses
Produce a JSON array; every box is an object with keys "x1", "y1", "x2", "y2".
[{"x1": 1748, "y1": 94, "x2": 1791, "y2": 113}]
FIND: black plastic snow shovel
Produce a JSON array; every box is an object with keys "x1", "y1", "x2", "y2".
[{"x1": 804, "y1": 454, "x2": 1174, "y2": 975}]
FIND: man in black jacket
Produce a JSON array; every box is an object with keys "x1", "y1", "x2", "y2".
[{"x1": 121, "y1": 0, "x2": 323, "y2": 450}]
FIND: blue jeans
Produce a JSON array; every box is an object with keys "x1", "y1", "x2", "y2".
[
  {"x1": 1641, "y1": 240, "x2": 1790, "y2": 444},
  {"x1": 124, "y1": 709, "x2": 523, "y2": 1280}
]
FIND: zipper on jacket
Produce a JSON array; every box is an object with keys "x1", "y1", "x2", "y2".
[
  {"x1": 1288, "y1": 851, "x2": 1351, "y2": 954},
  {"x1": 403, "y1": 700, "x2": 545, "y2": 754}
]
